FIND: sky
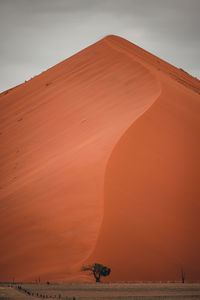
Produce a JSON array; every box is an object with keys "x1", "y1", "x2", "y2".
[{"x1": 0, "y1": 0, "x2": 200, "y2": 92}]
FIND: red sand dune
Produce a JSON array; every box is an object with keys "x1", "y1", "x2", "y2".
[{"x1": 0, "y1": 35, "x2": 200, "y2": 282}]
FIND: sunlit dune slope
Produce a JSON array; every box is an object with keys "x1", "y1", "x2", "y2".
[
  {"x1": 88, "y1": 36, "x2": 200, "y2": 281},
  {"x1": 0, "y1": 35, "x2": 161, "y2": 281}
]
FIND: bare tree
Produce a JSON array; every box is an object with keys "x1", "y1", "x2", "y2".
[
  {"x1": 81, "y1": 263, "x2": 111, "y2": 282},
  {"x1": 181, "y1": 268, "x2": 185, "y2": 283}
]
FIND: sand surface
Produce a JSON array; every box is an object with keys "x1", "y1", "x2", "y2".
[
  {"x1": 0, "y1": 35, "x2": 200, "y2": 282},
  {"x1": 1, "y1": 282, "x2": 200, "y2": 299}
]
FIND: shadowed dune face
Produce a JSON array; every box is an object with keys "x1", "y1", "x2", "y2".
[
  {"x1": 0, "y1": 36, "x2": 161, "y2": 281},
  {"x1": 88, "y1": 58, "x2": 200, "y2": 280},
  {"x1": 90, "y1": 79, "x2": 200, "y2": 281}
]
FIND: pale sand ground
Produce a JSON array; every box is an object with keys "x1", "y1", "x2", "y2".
[{"x1": 1, "y1": 282, "x2": 200, "y2": 300}]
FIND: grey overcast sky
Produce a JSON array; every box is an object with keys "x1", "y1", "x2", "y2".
[{"x1": 0, "y1": 0, "x2": 200, "y2": 92}]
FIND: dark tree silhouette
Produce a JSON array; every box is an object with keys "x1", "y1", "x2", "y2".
[
  {"x1": 81, "y1": 263, "x2": 111, "y2": 282},
  {"x1": 181, "y1": 268, "x2": 185, "y2": 283}
]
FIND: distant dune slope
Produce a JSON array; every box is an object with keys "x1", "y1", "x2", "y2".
[{"x1": 0, "y1": 36, "x2": 161, "y2": 281}]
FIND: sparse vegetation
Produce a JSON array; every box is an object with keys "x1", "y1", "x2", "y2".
[
  {"x1": 81, "y1": 263, "x2": 111, "y2": 282},
  {"x1": 181, "y1": 268, "x2": 185, "y2": 283}
]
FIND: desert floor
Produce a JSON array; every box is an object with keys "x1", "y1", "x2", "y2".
[{"x1": 0, "y1": 282, "x2": 200, "y2": 300}]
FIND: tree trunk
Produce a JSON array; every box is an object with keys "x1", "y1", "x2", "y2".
[
  {"x1": 94, "y1": 272, "x2": 101, "y2": 282},
  {"x1": 181, "y1": 269, "x2": 185, "y2": 284}
]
